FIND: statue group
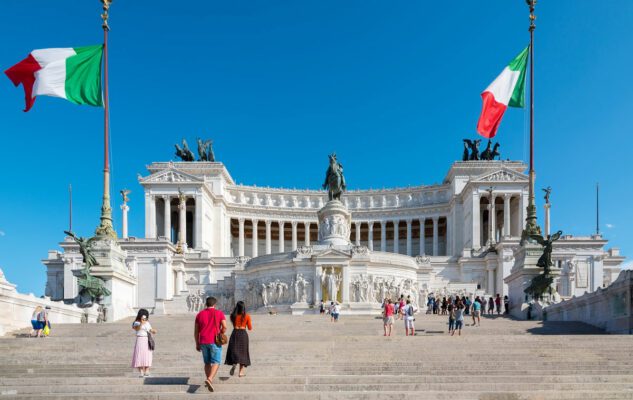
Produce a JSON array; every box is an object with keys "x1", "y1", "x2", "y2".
[
  {"x1": 64, "y1": 231, "x2": 111, "y2": 305},
  {"x1": 175, "y1": 138, "x2": 215, "y2": 162},
  {"x1": 524, "y1": 230, "x2": 563, "y2": 299},
  {"x1": 462, "y1": 139, "x2": 501, "y2": 161}
]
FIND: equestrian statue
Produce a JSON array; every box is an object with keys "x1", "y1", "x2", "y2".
[{"x1": 322, "y1": 153, "x2": 347, "y2": 201}]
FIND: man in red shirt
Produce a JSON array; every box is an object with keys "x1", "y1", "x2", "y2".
[{"x1": 194, "y1": 296, "x2": 227, "y2": 392}]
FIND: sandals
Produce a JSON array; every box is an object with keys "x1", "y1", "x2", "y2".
[
  {"x1": 230, "y1": 365, "x2": 236, "y2": 376},
  {"x1": 204, "y1": 379, "x2": 214, "y2": 392}
]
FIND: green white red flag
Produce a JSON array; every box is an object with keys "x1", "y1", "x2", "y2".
[
  {"x1": 5, "y1": 45, "x2": 103, "y2": 112},
  {"x1": 476, "y1": 46, "x2": 529, "y2": 138}
]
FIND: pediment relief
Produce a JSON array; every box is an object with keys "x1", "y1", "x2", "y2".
[
  {"x1": 140, "y1": 168, "x2": 201, "y2": 184},
  {"x1": 473, "y1": 168, "x2": 527, "y2": 183},
  {"x1": 311, "y1": 248, "x2": 352, "y2": 260}
]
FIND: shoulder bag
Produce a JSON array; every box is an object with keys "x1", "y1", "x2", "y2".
[
  {"x1": 147, "y1": 330, "x2": 155, "y2": 351},
  {"x1": 213, "y1": 310, "x2": 228, "y2": 346}
]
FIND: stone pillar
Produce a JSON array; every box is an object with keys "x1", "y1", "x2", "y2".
[
  {"x1": 487, "y1": 267, "x2": 495, "y2": 295},
  {"x1": 149, "y1": 195, "x2": 157, "y2": 238},
  {"x1": 490, "y1": 195, "x2": 496, "y2": 244},
  {"x1": 432, "y1": 216, "x2": 439, "y2": 256},
  {"x1": 355, "y1": 222, "x2": 361, "y2": 246},
  {"x1": 178, "y1": 195, "x2": 187, "y2": 251},
  {"x1": 163, "y1": 196, "x2": 171, "y2": 240},
  {"x1": 265, "y1": 220, "x2": 272, "y2": 255},
  {"x1": 251, "y1": 219, "x2": 259, "y2": 257},
  {"x1": 393, "y1": 220, "x2": 400, "y2": 254},
  {"x1": 194, "y1": 193, "x2": 202, "y2": 249},
  {"x1": 446, "y1": 215, "x2": 452, "y2": 257},
  {"x1": 544, "y1": 203, "x2": 551, "y2": 237},
  {"x1": 406, "y1": 219, "x2": 412, "y2": 256},
  {"x1": 472, "y1": 192, "x2": 480, "y2": 249},
  {"x1": 304, "y1": 222, "x2": 311, "y2": 246},
  {"x1": 504, "y1": 194, "x2": 511, "y2": 238},
  {"x1": 419, "y1": 218, "x2": 426, "y2": 255},
  {"x1": 342, "y1": 267, "x2": 350, "y2": 303},
  {"x1": 291, "y1": 221, "x2": 298, "y2": 250},
  {"x1": 121, "y1": 203, "x2": 129, "y2": 239},
  {"x1": 238, "y1": 218, "x2": 245, "y2": 257},
  {"x1": 380, "y1": 221, "x2": 387, "y2": 252},
  {"x1": 278, "y1": 221, "x2": 285, "y2": 253},
  {"x1": 368, "y1": 222, "x2": 374, "y2": 251}
]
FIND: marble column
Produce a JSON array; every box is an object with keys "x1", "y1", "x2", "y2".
[
  {"x1": 194, "y1": 193, "x2": 202, "y2": 249},
  {"x1": 278, "y1": 221, "x2": 285, "y2": 253},
  {"x1": 251, "y1": 219, "x2": 259, "y2": 257},
  {"x1": 472, "y1": 193, "x2": 480, "y2": 249},
  {"x1": 490, "y1": 195, "x2": 496, "y2": 244},
  {"x1": 544, "y1": 203, "x2": 551, "y2": 237},
  {"x1": 178, "y1": 195, "x2": 186, "y2": 250},
  {"x1": 393, "y1": 220, "x2": 400, "y2": 254},
  {"x1": 176, "y1": 269, "x2": 184, "y2": 292},
  {"x1": 380, "y1": 221, "x2": 387, "y2": 252},
  {"x1": 355, "y1": 222, "x2": 361, "y2": 246},
  {"x1": 432, "y1": 216, "x2": 439, "y2": 257},
  {"x1": 291, "y1": 221, "x2": 298, "y2": 250},
  {"x1": 446, "y1": 214, "x2": 452, "y2": 257},
  {"x1": 265, "y1": 220, "x2": 272, "y2": 255},
  {"x1": 163, "y1": 196, "x2": 171, "y2": 240},
  {"x1": 503, "y1": 194, "x2": 511, "y2": 238},
  {"x1": 304, "y1": 222, "x2": 311, "y2": 246},
  {"x1": 149, "y1": 195, "x2": 157, "y2": 238},
  {"x1": 367, "y1": 222, "x2": 374, "y2": 251},
  {"x1": 238, "y1": 218, "x2": 245, "y2": 257},
  {"x1": 406, "y1": 219, "x2": 412, "y2": 256},
  {"x1": 121, "y1": 203, "x2": 129, "y2": 239},
  {"x1": 342, "y1": 267, "x2": 350, "y2": 303},
  {"x1": 419, "y1": 218, "x2": 426, "y2": 256}
]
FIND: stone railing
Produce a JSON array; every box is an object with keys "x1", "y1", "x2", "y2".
[
  {"x1": 545, "y1": 269, "x2": 633, "y2": 334},
  {"x1": 0, "y1": 268, "x2": 99, "y2": 336}
]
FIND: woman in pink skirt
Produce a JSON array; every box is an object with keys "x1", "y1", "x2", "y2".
[{"x1": 131, "y1": 309, "x2": 156, "y2": 377}]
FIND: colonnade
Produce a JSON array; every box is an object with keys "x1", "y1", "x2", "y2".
[
  {"x1": 146, "y1": 194, "x2": 201, "y2": 249},
  {"x1": 232, "y1": 216, "x2": 449, "y2": 258},
  {"x1": 472, "y1": 192, "x2": 523, "y2": 249}
]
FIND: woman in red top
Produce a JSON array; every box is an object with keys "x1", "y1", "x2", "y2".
[
  {"x1": 383, "y1": 299, "x2": 394, "y2": 336},
  {"x1": 225, "y1": 301, "x2": 252, "y2": 377}
]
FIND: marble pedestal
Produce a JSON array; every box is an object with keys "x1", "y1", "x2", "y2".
[
  {"x1": 89, "y1": 239, "x2": 137, "y2": 322},
  {"x1": 504, "y1": 243, "x2": 560, "y2": 320},
  {"x1": 317, "y1": 200, "x2": 351, "y2": 246}
]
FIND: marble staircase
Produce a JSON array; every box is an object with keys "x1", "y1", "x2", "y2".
[{"x1": 1, "y1": 313, "x2": 632, "y2": 399}]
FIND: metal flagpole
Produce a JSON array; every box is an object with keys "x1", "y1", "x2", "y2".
[
  {"x1": 69, "y1": 184, "x2": 73, "y2": 232},
  {"x1": 95, "y1": 0, "x2": 117, "y2": 239},
  {"x1": 596, "y1": 183, "x2": 600, "y2": 235},
  {"x1": 523, "y1": 0, "x2": 541, "y2": 240}
]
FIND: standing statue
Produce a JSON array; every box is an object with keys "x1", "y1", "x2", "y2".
[
  {"x1": 196, "y1": 138, "x2": 215, "y2": 162},
  {"x1": 322, "y1": 153, "x2": 347, "y2": 201},
  {"x1": 524, "y1": 230, "x2": 563, "y2": 298},
  {"x1": 64, "y1": 231, "x2": 111, "y2": 303},
  {"x1": 543, "y1": 186, "x2": 552, "y2": 204},
  {"x1": 175, "y1": 139, "x2": 195, "y2": 161},
  {"x1": 463, "y1": 139, "x2": 482, "y2": 160},
  {"x1": 120, "y1": 189, "x2": 131, "y2": 203},
  {"x1": 462, "y1": 141, "x2": 470, "y2": 161}
]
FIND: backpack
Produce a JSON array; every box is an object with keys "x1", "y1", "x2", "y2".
[{"x1": 407, "y1": 305, "x2": 414, "y2": 317}]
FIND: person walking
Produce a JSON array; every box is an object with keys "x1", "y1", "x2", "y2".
[
  {"x1": 451, "y1": 301, "x2": 465, "y2": 336},
  {"x1": 332, "y1": 302, "x2": 341, "y2": 322},
  {"x1": 495, "y1": 294, "x2": 502, "y2": 315},
  {"x1": 464, "y1": 296, "x2": 471, "y2": 316},
  {"x1": 383, "y1": 299, "x2": 394, "y2": 336},
  {"x1": 225, "y1": 301, "x2": 252, "y2": 378},
  {"x1": 329, "y1": 302, "x2": 335, "y2": 321},
  {"x1": 403, "y1": 300, "x2": 416, "y2": 336},
  {"x1": 441, "y1": 297, "x2": 448, "y2": 315},
  {"x1": 319, "y1": 300, "x2": 325, "y2": 315},
  {"x1": 131, "y1": 309, "x2": 156, "y2": 377},
  {"x1": 504, "y1": 296, "x2": 510, "y2": 315},
  {"x1": 488, "y1": 297, "x2": 495, "y2": 315},
  {"x1": 195, "y1": 297, "x2": 227, "y2": 392},
  {"x1": 471, "y1": 296, "x2": 481, "y2": 326},
  {"x1": 30, "y1": 306, "x2": 46, "y2": 338},
  {"x1": 448, "y1": 303, "x2": 456, "y2": 335}
]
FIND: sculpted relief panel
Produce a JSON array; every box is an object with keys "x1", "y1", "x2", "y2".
[
  {"x1": 245, "y1": 273, "x2": 313, "y2": 309},
  {"x1": 349, "y1": 274, "x2": 420, "y2": 305}
]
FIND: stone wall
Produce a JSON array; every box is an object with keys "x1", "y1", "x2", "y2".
[
  {"x1": 546, "y1": 269, "x2": 633, "y2": 334},
  {"x1": 0, "y1": 268, "x2": 99, "y2": 336}
]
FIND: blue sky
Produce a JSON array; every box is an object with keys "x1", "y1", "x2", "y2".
[{"x1": 1, "y1": 1, "x2": 631, "y2": 295}]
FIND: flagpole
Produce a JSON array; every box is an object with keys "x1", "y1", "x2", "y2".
[
  {"x1": 523, "y1": 0, "x2": 540, "y2": 239},
  {"x1": 95, "y1": 0, "x2": 117, "y2": 239}
]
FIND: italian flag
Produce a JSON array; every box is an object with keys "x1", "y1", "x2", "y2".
[
  {"x1": 476, "y1": 46, "x2": 529, "y2": 138},
  {"x1": 5, "y1": 45, "x2": 103, "y2": 112}
]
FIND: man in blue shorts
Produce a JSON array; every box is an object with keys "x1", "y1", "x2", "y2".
[{"x1": 194, "y1": 296, "x2": 227, "y2": 392}]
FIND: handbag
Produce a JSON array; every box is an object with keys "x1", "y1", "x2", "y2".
[
  {"x1": 147, "y1": 330, "x2": 155, "y2": 351},
  {"x1": 212, "y1": 310, "x2": 228, "y2": 346}
]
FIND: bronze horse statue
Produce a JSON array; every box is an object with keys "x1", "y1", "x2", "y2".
[{"x1": 322, "y1": 153, "x2": 347, "y2": 201}]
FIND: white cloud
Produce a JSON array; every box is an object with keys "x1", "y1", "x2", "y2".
[{"x1": 606, "y1": 223, "x2": 615, "y2": 229}]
